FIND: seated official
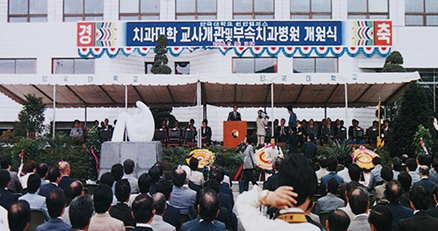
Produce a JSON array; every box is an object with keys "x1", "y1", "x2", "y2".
[
  {"x1": 315, "y1": 178, "x2": 345, "y2": 214},
  {"x1": 109, "y1": 179, "x2": 136, "y2": 227},
  {"x1": 348, "y1": 187, "x2": 370, "y2": 231},
  {"x1": 19, "y1": 174, "x2": 49, "y2": 220},
  {"x1": 200, "y1": 119, "x2": 212, "y2": 146},
  {"x1": 8, "y1": 201, "x2": 31, "y2": 231},
  {"x1": 69, "y1": 195, "x2": 94, "y2": 231},
  {"x1": 368, "y1": 205, "x2": 392, "y2": 231},
  {"x1": 236, "y1": 154, "x2": 321, "y2": 231},
  {"x1": 151, "y1": 193, "x2": 176, "y2": 231},
  {"x1": 88, "y1": 185, "x2": 124, "y2": 231},
  {"x1": 384, "y1": 180, "x2": 413, "y2": 231},
  {"x1": 36, "y1": 189, "x2": 71, "y2": 231},
  {"x1": 325, "y1": 209, "x2": 350, "y2": 231},
  {"x1": 131, "y1": 194, "x2": 155, "y2": 231}
]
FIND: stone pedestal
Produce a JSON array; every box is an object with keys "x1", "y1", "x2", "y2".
[{"x1": 99, "y1": 141, "x2": 163, "y2": 178}]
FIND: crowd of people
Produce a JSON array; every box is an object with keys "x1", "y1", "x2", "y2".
[{"x1": 69, "y1": 118, "x2": 115, "y2": 142}]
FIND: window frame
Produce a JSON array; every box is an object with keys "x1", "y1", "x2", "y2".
[
  {"x1": 145, "y1": 62, "x2": 154, "y2": 74},
  {"x1": 290, "y1": 0, "x2": 332, "y2": 19},
  {"x1": 233, "y1": 0, "x2": 274, "y2": 19},
  {"x1": 63, "y1": 0, "x2": 104, "y2": 22},
  {"x1": 52, "y1": 58, "x2": 95, "y2": 74},
  {"x1": 174, "y1": 61, "x2": 190, "y2": 75},
  {"x1": 293, "y1": 57, "x2": 339, "y2": 73},
  {"x1": 175, "y1": 0, "x2": 217, "y2": 20},
  {"x1": 405, "y1": 0, "x2": 438, "y2": 26},
  {"x1": 8, "y1": 0, "x2": 48, "y2": 23},
  {"x1": 232, "y1": 57, "x2": 278, "y2": 74},
  {"x1": 347, "y1": 0, "x2": 389, "y2": 19},
  {"x1": 0, "y1": 58, "x2": 37, "y2": 74},
  {"x1": 119, "y1": 0, "x2": 160, "y2": 20}
]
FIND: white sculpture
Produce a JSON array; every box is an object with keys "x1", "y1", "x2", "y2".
[{"x1": 112, "y1": 101, "x2": 155, "y2": 142}]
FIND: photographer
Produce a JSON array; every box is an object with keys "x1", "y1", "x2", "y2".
[
  {"x1": 239, "y1": 136, "x2": 257, "y2": 192},
  {"x1": 256, "y1": 110, "x2": 269, "y2": 147}
]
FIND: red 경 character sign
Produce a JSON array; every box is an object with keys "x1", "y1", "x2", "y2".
[{"x1": 77, "y1": 22, "x2": 95, "y2": 47}]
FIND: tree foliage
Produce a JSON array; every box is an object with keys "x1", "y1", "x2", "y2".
[
  {"x1": 151, "y1": 34, "x2": 172, "y2": 74},
  {"x1": 382, "y1": 51, "x2": 405, "y2": 72},
  {"x1": 15, "y1": 94, "x2": 46, "y2": 138}
]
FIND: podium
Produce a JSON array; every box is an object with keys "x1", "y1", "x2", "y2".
[{"x1": 223, "y1": 121, "x2": 247, "y2": 148}]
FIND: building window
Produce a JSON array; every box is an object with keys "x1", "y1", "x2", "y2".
[
  {"x1": 175, "y1": 62, "x2": 190, "y2": 75},
  {"x1": 233, "y1": 0, "x2": 274, "y2": 19},
  {"x1": 8, "y1": 0, "x2": 48, "y2": 22},
  {"x1": 406, "y1": 0, "x2": 438, "y2": 26},
  {"x1": 145, "y1": 62, "x2": 154, "y2": 74},
  {"x1": 0, "y1": 59, "x2": 37, "y2": 74},
  {"x1": 232, "y1": 58, "x2": 277, "y2": 73},
  {"x1": 293, "y1": 58, "x2": 338, "y2": 73},
  {"x1": 52, "y1": 58, "x2": 95, "y2": 74},
  {"x1": 290, "y1": 0, "x2": 332, "y2": 19},
  {"x1": 348, "y1": 0, "x2": 389, "y2": 19},
  {"x1": 175, "y1": 0, "x2": 216, "y2": 20},
  {"x1": 119, "y1": 0, "x2": 159, "y2": 20},
  {"x1": 63, "y1": 0, "x2": 103, "y2": 22}
]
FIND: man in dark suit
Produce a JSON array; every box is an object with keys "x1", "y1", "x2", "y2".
[
  {"x1": 302, "y1": 136, "x2": 318, "y2": 163},
  {"x1": 368, "y1": 205, "x2": 392, "y2": 231},
  {"x1": 210, "y1": 170, "x2": 234, "y2": 208},
  {"x1": 36, "y1": 189, "x2": 71, "y2": 231},
  {"x1": 201, "y1": 119, "x2": 212, "y2": 146},
  {"x1": 320, "y1": 157, "x2": 344, "y2": 195},
  {"x1": 156, "y1": 179, "x2": 181, "y2": 231},
  {"x1": 427, "y1": 185, "x2": 438, "y2": 218},
  {"x1": 58, "y1": 162, "x2": 75, "y2": 200},
  {"x1": 203, "y1": 180, "x2": 233, "y2": 231},
  {"x1": 39, "y1": 167, "x2": 63, "y2": 197},
  {"x1": 227, "y1": 105, "x2": 241, "y2": 121},
  {"x1": 413, "y1": 165, "x2": 436, "y2": 195},
  {"x1": 131, "y1": 194, "x2": 154, "y2": 231},
  {"x1": 385, "y1": 180, "x2": 413, "y2": 231},
  {"x1": 275, "y1": 118, "x2": 289, "y2": 143},
  {"x1": 109, "y1": 179, "x2": 136, "y2": 227},
  {"x1": 69, "y1": 195, "x2": 94, "y2": 231},
  {"x1": 181, "y1": 187, "x2": 226, "y2": 231},
  {"x1": 399, "y1": 184, "x2": 438, "y2": 231},
  {"x1": 264, "y1": 158, "x2": 282, "y2": 192},
  {"x1": 0, "y1": 169, "x2": 18, "y2": 210}
]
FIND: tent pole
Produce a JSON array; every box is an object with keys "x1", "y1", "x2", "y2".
[
  {"x1": 52, "y1": 85, "x2": 56, "y2": 139},
  {"x1": 197, "y1": 81, "x2": 202, "y2": 148},
  {"x1": 84, "y1": 104, "x2": 88, "y2": 131},
  {"x1": 344, "y1": 83, "x2": 349, "y2": 139},
  {"x1": 125, "y1": 85, "x2": 128, "y2": 141},
  {"x1": 271, "y1": 83, "x2": 274, "y2": 137}
]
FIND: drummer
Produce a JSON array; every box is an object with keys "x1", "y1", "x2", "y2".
[{"x1": 264, "y1": 138, "x2": 284, "y2": 163}]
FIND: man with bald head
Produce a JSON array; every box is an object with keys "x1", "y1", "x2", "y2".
[
  {"x1": 151, "y1": 193, "x2": 175, "y2": 231},
  {"x1": 169, "y1": 169, "x2": 196, "y2": 218},
  {"x1": 58, "y1": 162, "x2": 75, "y2": 199}
]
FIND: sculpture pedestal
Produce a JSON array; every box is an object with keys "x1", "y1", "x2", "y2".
[{"x1": 99, "y1": 141, "x2": 163, "y2": 178}]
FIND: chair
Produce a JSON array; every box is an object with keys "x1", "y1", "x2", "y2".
[
  {"x1": 28, "y1": 210, "x2": 45, "y2": 231},
  {"x1": 85, "y1": 184, "x2": 99, "y2": 196},
  {"x1": 154, "y1": 129, "x2": 167, "y2": 146},
  {"x1": 319, "y1": 210, "x2": 331, "y2": 226},
  {"x1": 167, "y1": 129, "x2": 182, "y2": 147}
]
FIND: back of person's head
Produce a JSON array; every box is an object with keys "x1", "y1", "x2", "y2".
[
  {"x1": 123, "y1": 159, "x2": 135, "y2": 175},
  {"x1": 0, "y1": 169, "x2": 11, "y2": 188},
  {"x1": 215, "y1": 155, "x2": 226, "y2": 167},
  {"x1": 36, "y1": 163, "x2": 48, "y2": 179},
  {"x1": 152, "y1": 192, "x2": 167, "y2": 216},
  {"x1": 156, "y1": 180, "x2": 173, "y2": 200},
  {"x1": 197, "y1": 187, "x2": 219, "y2": 222},
  {"x1": 327, "y1": 178, "x2": 339, "y2": 194},
  {"x1": 277, "y1": 154, "x2": 317, "y2": 206},
  {"x1": 189, "y1": 158, "x2": 199, "y2": 171},
  {"x1": 100, "y1": 172, "x2": 115, "y2": 187},
  {"x1": 46, "y1": 189, "x2": 66, "y2": 218},
  {"x1": 287, "y1": 105, "x2": 293, "y2": 112},
  {"x1": 392, "y1": 157, "x2": 402, "y2": 171},
  {"x1": 138, "y1": 173, "x2": 152, "y2": 194},
  {"x1": 24, "y1": 160, "x2": 36, "y2": 174},
  {"x1": 349, "y1": 187, "x2": 369, "y2": 215},
  {"x1": 401, "y1": 154, "x2": 409, "y2": 164},
  {"x1": 327, "y1": 156, "x2": 338, "y2": 171},
  {"x1": 417, "y1": 153, "x2": 428, "y2": 166},
  {"x1": 343, "y1": 155, "x2": 353, "y2": 168},
  {"x1": 172, "y1": 169, "x2": 186, "y2": 187},
  {"x1": 419, "y1": 165, "x2": 430, "y2": 176},
  {"x1": 93, "y1": 184, "x2": 113, "y2": 213},
  {"x1": 154, "y1": 162, "x2": 165, "y2": 174},
  {"x1": 327, "y1": 209, "x2": 350, "y2": 231},
  {"x1": 273, "y1": 157, "x2": 282, "y2": 171},
  {"x1": 398, "y1": 171, "x2": 412, "y2": 192},
  {"x1": 69, "y1": 195, "x2": 93, "y2": 230},
  {"x1": 27, "y1": 174, "x2": 41, "y2": 194},
  {"x1": 348, "y1": 164, "x2": 361, "y2": 182},
  {"x1": 319, "y1": 156, "x2": 328, "y2": 168},
  {"x1": 406, "y1": 158, "x2": 417, "y2": 172},
  {"x1": 148, "y1": 166, "x2": 162, "y2": 184},
  {"x1": 132, "y1": 194, "x2": 154, "y2": 223},
  {"x1": 70, "y1": 180, "x2": 84, "y2": 200},
  {"x1": 210, "y1": 169, "x2": 224, "y2": 183},
  {"x1": 47, "y1": 167, "x2": 60, "y2": 183},
  {"x1": 410, "y1": 184, "x2": 430, "y2": 210},
  {"x1": 8, "y1": 200, "x2": 31, "y2": 231},
  {"x1": 115, "y1": 179, "x2": 131, "y2": 203},
  {"x1": 372, "y1": 157, "x2": 381, "y2": 166},
  {"x1": 1, "y1": 155, "x2": 12, "y2": 169},
  {"x1": 368, "y1": 205, "x2": 392, "y2": 231},
  {"x1": 384, "y1": 180, "x2": 403, "y2": 203},
  {"x1": 59, "y1": 161, "x2": 70, "y2": 175},
  {"x1": 111, "y1": 163, "x2": 124, "y2": 181},
  {"x1": 203, "y1": 179, "x2": 220, "y2": 194},
  {"x1": 381, "y1": 166, "x2": 394, "y2": 182}
]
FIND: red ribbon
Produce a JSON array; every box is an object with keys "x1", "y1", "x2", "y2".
[{"x1": 90, "y1": 146, "x2": 100, "y2": 173}]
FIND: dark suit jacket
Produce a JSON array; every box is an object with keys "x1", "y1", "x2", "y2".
[
  {"x1": 181, "y1": 218, "x2": 226, "y2": 231},
  {"x1": 219, "y1": 183, "x2": 234, "y2": 208},
  {"x1": 0, "y1": 188, "x2": 18, "y2": 210},
  {"x1": 110, "y1": 202, "x2": 137, "y2": 227},
  {"x1": 414, "y1": 178, "x2": 436, "y2": 194},
  {"x1": 227, "y1": 111, "x2": 241, "y2": 121},
  {"x1": 164, "y1": 203, "x2": 182, "y2": 231},
  {"x1": 38, "y1": 183, "x2": 62, "y2": 197},
  {"x1": 58, "y1": 176, "x2": 75, "y2": 198},
  {"x1": 264, "y1": 173, "x2": 278, "y2": 191},
  {"x1": 219, "y1": 193, "x2": 232, "y2": 215},
  {"x1": 427, "y1": 206, "x2": 438, "y2": 219},
  {"x1": 275, "y1": 126, "x2": 289, "y2": 142},
  {"x1": 216, "y1": 207, "x2": 232, "y2": 231},
  {"x1": 302, "y1": 141, "x2": 317, "y2": 162},
  {"x1": 36, "y1": 218, "x2": 71, "y2": 231},
  {"x1": 399, "y1": 211, "x2": 438, "y2": 231},
  {"x1": 201, "y1": 126, "x2": 212, "y2": 143},
  {"x1": 386, "y1": 202, "x2": 413, "y2": 231}
]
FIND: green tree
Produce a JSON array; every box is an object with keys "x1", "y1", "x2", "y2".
[
  {"x1": 382, "y1": 51, "x2": 405, "y2": 72},
  {"x1": 389, "y1": 82, "x2": 437, "y2": 157},
  {"x1": 14, "y1": 94, "x2": 46, "y2": 138},
  {"x1": 151, "y1": 34, "x2": 172, "y2": 74},
  {"x1": 412, "y1": 124, "x2": 433, "y2": 154}
]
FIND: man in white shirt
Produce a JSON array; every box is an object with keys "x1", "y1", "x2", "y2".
[
  {"x1": 236, "y1": 154, "x2": 321, "y2": 231},
  {"x1": 315, "y1": 156, "x2": 329, "y2": 184},
  {"x1": 265, "y1": 138, "x2": 284, "y2": 161}
]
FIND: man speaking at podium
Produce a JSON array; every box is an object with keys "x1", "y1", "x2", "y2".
[{"x1": 227, "y1": 105, "x2": 242, "y2": 121}]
